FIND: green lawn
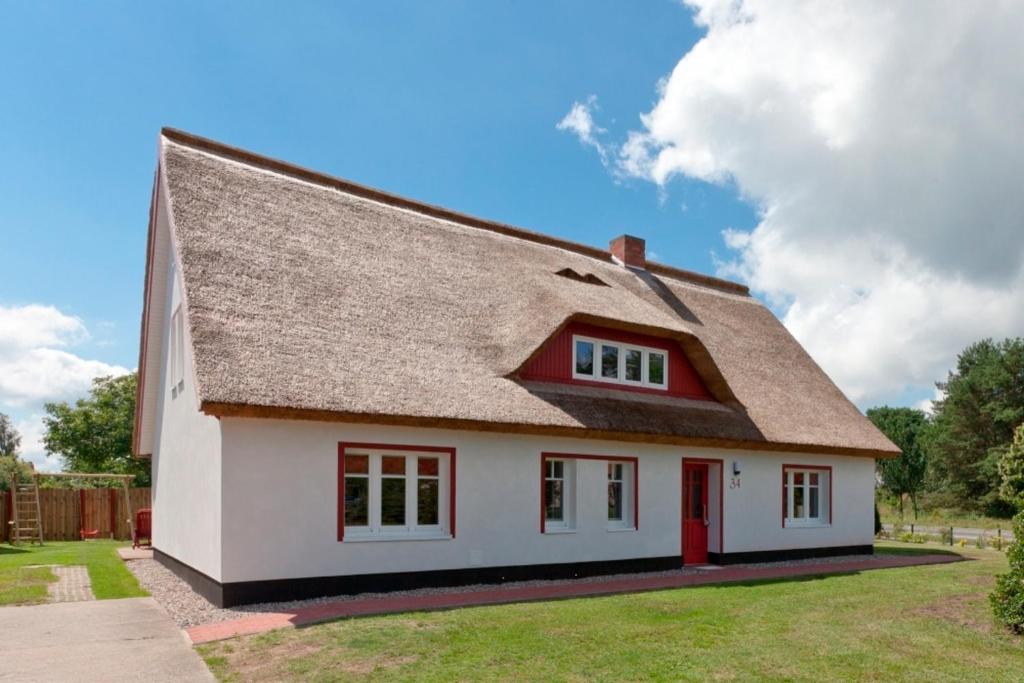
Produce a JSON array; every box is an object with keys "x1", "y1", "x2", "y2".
[
  {"x1": 0, "y1": 540, "x2": 146, "y2": 604},
  {"x1": 198, "y1": 543, "x2": 1024, "y2": 682}
]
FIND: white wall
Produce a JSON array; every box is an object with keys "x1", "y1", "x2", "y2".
[
  {"x1": 218, "y1": 419, "x2": 875, "y2": 583},
  {"x1": 151, "y1": 200, "x2": 224, "y2": 580},
  {"x1": 723, "y1": 452, "x2": 874, "y2": 553}
]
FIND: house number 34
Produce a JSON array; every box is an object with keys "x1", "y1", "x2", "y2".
[{"x1": 729, "y1": 477, "x2": 741, "y2": 489}]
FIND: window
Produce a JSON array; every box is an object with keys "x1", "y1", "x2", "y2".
[
  {"x1": 607, "y1": 461, "x2": 635, "y2": 529},
  {"x1": 575, "y1": 340, "x2": 594, "y2": 375},
  {"x1": 542, "y1": 453, "x2": 637, "y2": 533},
  {"x1": 340, "y1": 446, "x2": 454, "y2": 540},
  {"x1": 572, "y1": 335, "x2": 668, "y2": 390},
  {"x1": 169, "y1": 306, "x2": 184, "y2": 397},
  {"x1": 783, "y1": 466, "x2": 831, "y2": 527},
  {"x1": 544, "y1": 458, "x2": 575, "y2": 530},
  {"x1": 601, "y1": 344, "x2": 619, "y2": 378}
]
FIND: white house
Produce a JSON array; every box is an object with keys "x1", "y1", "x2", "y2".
[{"x1": 133, "y1": 129, "x2": 899, "y2": 607}]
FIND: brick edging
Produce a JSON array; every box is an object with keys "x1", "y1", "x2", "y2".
[{"x1": 187, "y1": 553, "x2": 960, "y2": 644}]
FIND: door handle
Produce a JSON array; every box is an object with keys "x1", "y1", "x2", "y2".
[{"x1": 703, "y1": 504, "x2": 709, "y2": 527}]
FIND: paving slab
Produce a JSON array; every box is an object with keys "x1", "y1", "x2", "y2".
[
  {"x1": 118, "y1": 546, "x2": 154, "y2": 560},
  {"x1": 0, "y1": 597, "x2": 213, "y2": 682},
  {"x1": 188, "y1": 552, "x2": 961, "y2": 644},
  {"x1": 47, "y1": 565, "x2": 95, "y2": 602}
]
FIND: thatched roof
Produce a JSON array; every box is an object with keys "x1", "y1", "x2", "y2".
[{"x1": 140, "y1": 128, "x2": 898, "y2": 458}]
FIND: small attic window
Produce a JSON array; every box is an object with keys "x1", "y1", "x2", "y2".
[{"x1": 555, "y1": 268, "x2": 609, "y2": 287}]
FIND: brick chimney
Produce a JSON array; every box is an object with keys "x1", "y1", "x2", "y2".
[{"x1": 609, "y1": 235, "x2": 646, "y2": 269}]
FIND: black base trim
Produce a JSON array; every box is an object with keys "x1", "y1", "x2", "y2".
[
  {"x1": 707, "y1": 544, "x2": 873, "y2": 565},
  {"x1": 154, "y1": 548, "x2": 225, "y2": 607},
  {"x1": 156, "y1": 551, "x2": 680, "y2": 607}
]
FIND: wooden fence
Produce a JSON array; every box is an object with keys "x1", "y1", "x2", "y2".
[{"x1": 0, "y1": 488, "x2": 151, "y2": 542}]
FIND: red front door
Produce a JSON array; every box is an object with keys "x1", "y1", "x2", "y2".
[{"x1": 683, "y1": 462, "x2": 709, "y2": 564}]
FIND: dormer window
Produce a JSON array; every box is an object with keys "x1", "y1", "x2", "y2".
[{"x1": 573, "y1": 335, "x2": 668, "y2": 390}]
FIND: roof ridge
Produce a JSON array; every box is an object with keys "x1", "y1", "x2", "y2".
[{"x1": 160, "y1": 127, "x2": 750, "y2": 296}]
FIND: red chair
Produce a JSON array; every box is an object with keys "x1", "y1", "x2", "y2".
[{"x1": 133, "y1": 508, "x2": 152, "y2": 549}]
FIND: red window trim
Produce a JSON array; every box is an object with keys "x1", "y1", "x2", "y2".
[
  {"x1": 540, "y1": 452, "x2": 639, "y2": 533},
  {"x1": 781, "y1": 464, "x2": 832, "y2": 528},
  {"x1": 338, "y1": 442, "x2": 456, "y2": 541},
  {"x1": 681, "y1": 457, "x2": 725, "y2": 557}
]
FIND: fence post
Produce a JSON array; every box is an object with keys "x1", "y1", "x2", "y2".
[
  {"x1": 911, "y1": 523, "x2": 914, "y2": 535},
  {"x1": 950, "y1": 526, "x2": 954, "y2": 546}
]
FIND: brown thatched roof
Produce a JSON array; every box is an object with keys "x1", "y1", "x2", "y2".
[{"x1": 141, "y1": 128, "x2": 898, "y2": 458}]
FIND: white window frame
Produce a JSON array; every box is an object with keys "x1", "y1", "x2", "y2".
[
  {"x1": 343, "y1": 450, "x2": 451, "y2": 541},
  {"x1": 784, "y1": 467, "x2": 830, "y2": 528},
  {"x1": 607, "y1": 461, "x2": 635, "y2": 531},
  {"x1": 170, "y1": 306, "x2": 185, "y2": 398},
  {"x1": 572, "y1": 335, "x2": 668, "y2": 390},
  {"x1": 543, "y1": 458, "x2": 576, "y2": 532}
]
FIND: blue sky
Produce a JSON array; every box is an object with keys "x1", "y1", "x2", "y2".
[
  {"x1": 1, "y1": 1, "x2": 753, "y2": 373},
  {"x1": 4, "y1": 2, "x2": 1022, "y2": 467}
]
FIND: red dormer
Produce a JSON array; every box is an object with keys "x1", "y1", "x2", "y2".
[{"x1": 519, "y1": 322, "x2": 713, "y2": 400}]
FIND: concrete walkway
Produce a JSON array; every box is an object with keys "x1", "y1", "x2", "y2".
[
  {"x1": 188, "y1": 552, "x2": 961, "y2": 644},
  {"x1": 1, "y1": 597, "x2": 213, "y2": 682}
]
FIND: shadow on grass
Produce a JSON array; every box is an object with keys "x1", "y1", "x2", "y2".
[
  {"x1": 875, "y1": 543, "x2": 964, "y2": 558},
  {"x1": 0, "y1": 545, "x2": 32, "y2": 555}
]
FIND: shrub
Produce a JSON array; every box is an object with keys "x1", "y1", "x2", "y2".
[
  {"x1": 874, "y1": 503, "x2": 883, "y2": 535},
  {"x1": 990, "y1": 511, "x2": 1024, "y2": 633},
  {"x1": 897, "y1": 532, "x2": 928, "y2": 544},
  {"x1": 976, "y1": 535, "x2": 987, "y2": 549}
]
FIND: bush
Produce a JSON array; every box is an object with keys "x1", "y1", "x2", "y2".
[
  {"x1": 897, "y1": 532, "x2": 928, "y2": 544},
  {"x1": 990, "y1": 511, "x2": 1024, "y2": 633},
  {"x1": 874, "y1": 503, "x2": 883, "y2": 535}
]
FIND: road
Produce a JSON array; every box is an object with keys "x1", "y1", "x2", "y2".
[{"x1": 882, "y1": 523, "x2": 1015, "y2": 543}]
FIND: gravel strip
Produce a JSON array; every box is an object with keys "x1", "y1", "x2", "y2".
[{"x1": 128, "y1": 552, "x2": 906, "y2": 629}]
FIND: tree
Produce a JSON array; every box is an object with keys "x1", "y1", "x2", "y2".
[
  {"x1": 868, "y1": 406, "x2": 929, "y2": 519},
  {"x1": 924, "y1": 338, "x2": 1024, "y2": 516},
  {"x1": 998, "y1": 424, "x2": 1024, "y2": 511},
  {"x1": 0, "y1": 412, "x2": 21, "y2": 457},
  {"x1": 0, "y1": 413, "x2": 31, "y2": 490},
  {"x1": 42, "y1": 373, "x2": 149, "y2": 485}
]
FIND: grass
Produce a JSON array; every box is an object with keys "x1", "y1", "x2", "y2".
[
  {"x1": 0, "y1": 540, "x2": 146, "y2": 604},
  {"x1": 878, "y1": 501, "x2": 1012, "y2": 531},
  {"x1": 0, "y1": 565, "x2": 58, "y2": 605},
  {"x1": 197, "y1": 543, "x2": 1024, "y2": 682}
]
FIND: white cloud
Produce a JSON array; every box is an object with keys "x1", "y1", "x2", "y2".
[
  {"x1": 557, "y1": 95, "x2": 611, "y2": 166},
  {"x1": 14, "y1": 414, "x2": 62, "y2": 472},
  {"x1": 607, "y1": 0, "x2": 1024, "y2": 406},
  {"x1": 0, "y1": 304, "x2": 129, "y2": 470}
]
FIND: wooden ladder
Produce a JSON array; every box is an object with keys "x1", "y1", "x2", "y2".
[{"x1": 11, "y1": 476, "x2": 44, "y2": 545}]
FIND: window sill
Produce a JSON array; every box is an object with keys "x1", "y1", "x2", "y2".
[
  {"x1": 784, "y1": 521, "x2": 831, "y2": 529},
  {"x1": 543, "y1": 527, "x2": 577, "y2": 535},
  {"x1": 606, "y1": 526, "x2": 637, "y2": 533},
  {"x1": 343, "y1": 532, "x2": 452, "y2": 543}
]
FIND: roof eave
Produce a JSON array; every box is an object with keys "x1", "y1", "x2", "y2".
[
  {"x1": 200, "y1": 400, "x2": 901, "y2": 459},
  {"x1": 131, "y1": 165, "x2": 162, "y2": 458}
]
